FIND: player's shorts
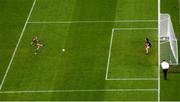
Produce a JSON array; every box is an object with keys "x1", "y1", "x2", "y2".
[
  {"x1": 36, "y1": 43, "x2": 43, "y2": 47},
  {"x1": 146, "y1": 46, "x2": 150, "y2": 49}
]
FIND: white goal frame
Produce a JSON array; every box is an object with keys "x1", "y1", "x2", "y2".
[{"x1": 160, "y1": 14, "x2": 178, "y2": 65}]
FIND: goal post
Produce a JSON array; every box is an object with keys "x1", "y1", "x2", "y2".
[{"x1": 160, "y1": 14, "x2": 178, "y2": 65}]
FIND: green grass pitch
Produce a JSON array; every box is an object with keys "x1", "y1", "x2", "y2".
[
  {"x1": 160, "y1": 0, "x2": 180, "y2": 101},
  {"x1": 0, "y1": 0, "x2": 162, "y2": 101}
]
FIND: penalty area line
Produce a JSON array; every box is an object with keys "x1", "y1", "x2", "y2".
[
  {"x1": 0, "y1": 0, "x2": 37, "y2": 90},
  {"x1": 0, "y1": 89, "x2": 158, "y2": 93}
]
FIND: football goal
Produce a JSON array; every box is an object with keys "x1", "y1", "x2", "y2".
[{"x1": 160, "y1": 14, "x2": 178, "y2": 65}]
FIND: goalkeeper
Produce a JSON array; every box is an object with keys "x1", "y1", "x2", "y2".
[{"x1": 145, "y1": 38, "x2": 152, "y2": 54}]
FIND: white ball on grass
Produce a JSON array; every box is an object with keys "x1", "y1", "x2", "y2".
[{"x1": 62, "y1": 49, "x2": 65, "y2": 52}]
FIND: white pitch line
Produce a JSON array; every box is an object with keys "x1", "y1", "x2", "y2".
[
  {"x1": 113, "y1": 28, "x2": 158, "y2": 30},
  {"x1": 160, "y1": 41, "x2": 169, "y2": 44},
  {"x1": 0, "y1": 89, "x2": 158, "y2": 94},
  {"x1": 179, "y1": 0, "x2": 180, "y2": 26},
  {"x1": 160, "y1": 18, "x2": 168, "y2": 22},
  {"x1": 27, "y1": 20, "x2": 158, "y2": 24},
  {"x1": 158, "y1": 0, "x2": 161, "y2": 101},
  {"x1": 105, "y1": 29, "x2": 114, "y2": 80},
  {"x1": 0, "y1": 0, "x2": 37, "y2": 90},
  {"x1": 106, "y1": 78, "x2": 158, "y2": 81},
  {"x1": 105, "y1": 28, "x2": 158, "y2": 80}
]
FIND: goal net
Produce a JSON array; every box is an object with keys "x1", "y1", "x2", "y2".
[{"x1": 160, "y1": 14, "x2": 178, "y2": 65}]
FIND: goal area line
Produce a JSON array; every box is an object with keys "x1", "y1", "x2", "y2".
[
  {"x1": 106, "y1": 78, "x2": 158, "y2": 81},
  {"x1": 0, "y1": 89, "x2": 158, "y2": 94},
  {"x1": 105, "y1": 28, "x2": 158, "y2": 80}
]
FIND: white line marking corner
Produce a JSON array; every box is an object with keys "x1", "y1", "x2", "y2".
[{"x1": 0, "y1": 0, "x2": 37, "y2": 90}]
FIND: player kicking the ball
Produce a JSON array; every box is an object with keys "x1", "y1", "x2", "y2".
[
  {"x1": 145, "y1": 38, "x2": 152, "y2": 54},
  {"x1": 31, "y1": 36, "x2": 44, "y2": 55}
]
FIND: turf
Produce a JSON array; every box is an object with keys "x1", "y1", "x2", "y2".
[
  {"x1": 161, "y1": 0, "x2": 180, "y2": 101},
  {"x1": 0, "y1": 0, "x2": 33, "y2": 84},
  {"x1": 108, "y1": 29, "x2": 158, "y2": 78},
  {"x1": 0, "y1": 0, "x2": 159, "y2": 101}
]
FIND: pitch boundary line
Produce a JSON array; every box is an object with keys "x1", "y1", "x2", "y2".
[
  {"x1": 0, "y1": 89, "x2": 158, "y2": 94},
  {"x1": 158, "y1": 0, "x2": 161, "y2": 101},
  {"x1": 27, "y1": 20, "x2": 158, "y2": 24},
  {"x1": 0, "y1": 0, "x2": 37, "y2": 90},
  {"x1": 179, "y1": 0, "x2": 180, "y2": 26},
  {"x1": 105, "y1": 28, "x2": 158, "y2": 80}
]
